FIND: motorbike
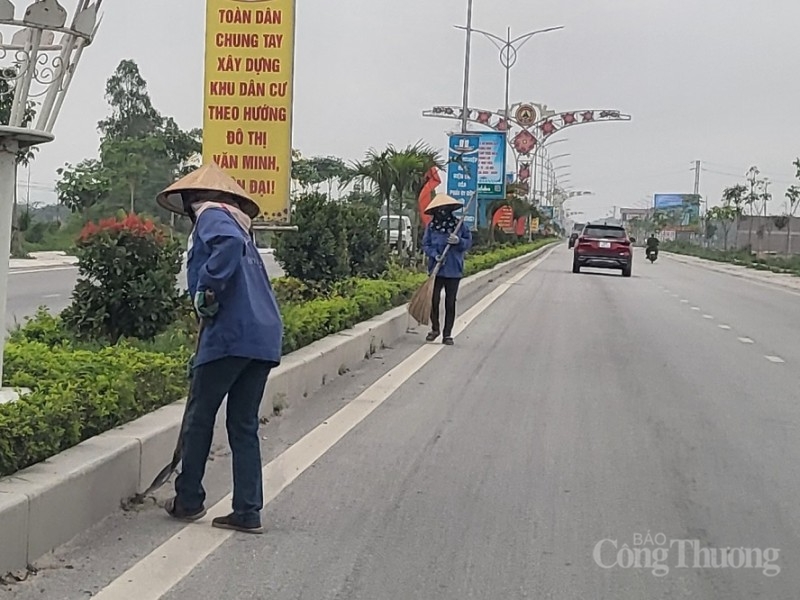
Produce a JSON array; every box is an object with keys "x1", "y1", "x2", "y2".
[{"x1": 646, "y1": 248, "x2": 658, "y2": 263}]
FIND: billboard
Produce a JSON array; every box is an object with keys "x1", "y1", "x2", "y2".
[
  {"x1": 539, "y1": 206, "x2": 554, "y2": 220},
  {"x1": 446, "y1": 134, "x2": 480, "y2": 230},
  {"x1": 653, "y1": 194, "x2": 701, "y2": 232},
  {"x1": 477, "y1": 132, "x2": 507, "y2": 199},
  {"x1": 203, "y1": 0, "x2": 296, "y2": 224}
]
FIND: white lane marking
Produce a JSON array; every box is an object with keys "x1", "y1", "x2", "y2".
[
  {"x1": 41, "y1": 293, "x2": 62, "y2": 299},
  {"x1": 718, "y1": 324, "x2": 731, "y2": 330},
  {"x1": 703, "y1": 315, "x2": 714, "y2": 320},
  {"x1": 664, "y1": 254, "x2": 800, "y2": 298},
  {"x1": 671, "y1": 293, "x2": 679, "y2": 298},
  {"x1": 765, "y1": 355, "x2": 785, "y2": 363},
  {"x1": 738, "y1": 337, "x2": 755, "y2": 344},
  {"x1": 680, "y1": 299, "x2": 689, "y2": 303},
  {"x1": 691, "y1": 307, "x2": 701, "y2": 311},
  {"x1": 9, "y1": 266, "x2": 77, "y2": 275},
  {"x1": 91, "y1": 247, "x2": 557, "y2": 600}
]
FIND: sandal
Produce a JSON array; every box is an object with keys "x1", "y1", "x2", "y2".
[{"x1": 165, "y1": 497, "x2": 206, "y2": 522}]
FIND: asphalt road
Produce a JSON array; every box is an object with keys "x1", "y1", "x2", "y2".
[
  {"x1": 5, "y1": 252, "x2": 285, "y2": 332},
  {"x1": 6, "y1": 245, "x2": 800, "y2": 599}
]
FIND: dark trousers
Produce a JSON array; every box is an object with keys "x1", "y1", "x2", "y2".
[
  {"x1": 176, "y1": 357, "x2": 271, "y2": 526},
  {"x1": 430, "y1": 276, "x2": 460, "y2": 338}
]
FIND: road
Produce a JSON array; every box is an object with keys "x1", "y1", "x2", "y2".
[
  {"x1": 5, "y1": 252, "x2": 285, "y2": 332},
  {"x1": 6, "y1": 245, "x2": 800, "y2": 599}
]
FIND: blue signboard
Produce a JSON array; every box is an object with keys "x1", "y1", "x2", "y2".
[
  {"x1": 447, "y1": 133, "x2": 480, "y2": 229},
  {"x1": 476, "y1": 131, "x2": 508, "y2": 199}
]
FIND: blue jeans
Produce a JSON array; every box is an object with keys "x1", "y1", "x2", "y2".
[{"x1": 175, "y1": 357, "x2": 271, "y2": 526}]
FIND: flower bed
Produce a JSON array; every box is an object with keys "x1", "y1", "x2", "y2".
[{"x1": 0, "y1": 238, "x2": 555, "y2": 477}]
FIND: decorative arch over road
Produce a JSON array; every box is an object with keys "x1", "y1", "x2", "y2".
[
  {"x1": 422, "y1": 105, "x2": 632, "y2": 158},
  {"x1": 423, "y1": 103, "x2": 630, "y2": 227}
]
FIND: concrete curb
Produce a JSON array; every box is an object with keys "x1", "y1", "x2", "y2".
[{"x1": 0, "y1": 243, "x2": 555, "y2": 574}]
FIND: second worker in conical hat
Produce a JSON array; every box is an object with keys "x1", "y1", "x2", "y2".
[
  {"x1": 421, "y1": 194, "x2": 473, "y2": 346},
  {"x1": 156, "y1": 162, "x2": 283, "y2": 534}
]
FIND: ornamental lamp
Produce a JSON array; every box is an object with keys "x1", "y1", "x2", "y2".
[{"x1": 0, "y1": 0, "x2": 103, "y2": 397}]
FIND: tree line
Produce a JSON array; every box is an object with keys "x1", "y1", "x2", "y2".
[{"x1": 5, "y1": 59, "x2": 548, "y2": 255}]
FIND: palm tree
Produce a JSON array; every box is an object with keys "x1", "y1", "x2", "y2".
[
  {"x1": 744, "y1": 166, "x2": 762, "y2": 250},
  {"x1": 346, "y1": 143, "x2": 444, "y2": 250},
  {"x1": 707, "y1": 205, "x2": 737, "y2": 250},
  {"x1": 346, "y1": 148, "x2": 396, "y2": 245},
  {"x1": 786, "y1": 185, "x2": 800, "y2": 255},
  {"x1": 390, "y1": 142, "x2": 444, "y2": 251},
  {"x1": 722, "y1": 183, "x2": 747, "y2": 249}
]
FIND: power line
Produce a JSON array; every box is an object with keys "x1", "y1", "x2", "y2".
[{"x1": 702, "y1": 162, "x2": 796, "y2": 184}]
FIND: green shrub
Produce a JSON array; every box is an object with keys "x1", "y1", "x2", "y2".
[
  {"x1": 274, "y1": 193, "x2": 350, "y2": 285},
  {"x1": 342, "y1": 203, "x2": 389, "y2": 278},
  {"x1": 0, "y1": 340, "x2": 186, "y2": 476},
  {"x1": 62, "y1": 214, "x2": 183, "y2": 344},
  {"x1": 1, "y1": 239, "x2": 555, "y2": 476}
]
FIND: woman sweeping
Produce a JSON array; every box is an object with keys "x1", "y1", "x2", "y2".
[
  {"x1": 421, "y1": 194, "x2": 473, "y2": 345},
  {"x1": 156, "y1": 162, "x2": 282, "y2": 533}
]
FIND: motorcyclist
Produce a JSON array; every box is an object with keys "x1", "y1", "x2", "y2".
[{"x1": 646, "y1": 233, "x2": 660, "y2": 258}]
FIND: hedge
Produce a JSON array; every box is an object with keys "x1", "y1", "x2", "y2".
[
  {"x1": 0, "y1": 238, "x2": 555, "y2": 476},
  {"x1": 663, "y1": 241, "x2": 800, "y2": 276}
]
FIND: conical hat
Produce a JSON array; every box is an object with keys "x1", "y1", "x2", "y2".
[
  {"x1": 156, "y1": 161, "x2": 261, "y2": 218},
  {"x1": 424, "y1": 193, "x2": 462, "y2": 215}
]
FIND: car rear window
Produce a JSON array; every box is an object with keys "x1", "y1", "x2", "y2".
[{"x1": 583, "y1": 226, "x2": 627, "y2": 239}]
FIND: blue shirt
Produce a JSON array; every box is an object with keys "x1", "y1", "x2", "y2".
[
  {"x1": 422, "y1": 225, "x2": 472, "y2": 279},
  {"x1": 187, "y1": 208, "x2": 283, "y2": 367}
]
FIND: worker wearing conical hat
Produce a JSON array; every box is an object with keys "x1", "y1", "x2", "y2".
[
  {"x1": 156, "y1": 162, "x2": 282, "y2": 534},
  {"x1": 421, "y1": 194, "x2": 473, "y2": 346}
]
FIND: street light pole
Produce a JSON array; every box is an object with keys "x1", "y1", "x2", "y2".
[
  {"x1": 503, "y1": 27, "x2": 511, "y2": 119},
  {"x1": 460, "y1": 0, "x2": 474, "y2": 133},
  {"x1": 0, "y1": 0, "x2": 102, "y2": 398},
  {"x1": 531, "y1": 138, "x2": 567, "y2": 207},
  {"x1": 455, "y1": 23, "x2": 564, "y2": 120}
]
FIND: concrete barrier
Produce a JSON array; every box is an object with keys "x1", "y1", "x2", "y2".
[{"x1": 0, "y1": 243, "x2": 555, "y2": 574}]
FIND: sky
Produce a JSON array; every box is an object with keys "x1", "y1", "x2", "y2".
[{"x1": 13, "y1": 0, "x2": 800, "y2": 222}]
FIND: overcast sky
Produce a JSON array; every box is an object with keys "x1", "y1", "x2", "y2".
[{"x1": 17, "y1": 0, "x2": 800, "y2": 221}]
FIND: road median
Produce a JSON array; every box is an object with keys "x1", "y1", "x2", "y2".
[
  {"x1": 665, "y1": 251, "x2": 800, "y2": 294},
  {"x1": 0, "y1": 241, "x2": 557, "y2": 575}
]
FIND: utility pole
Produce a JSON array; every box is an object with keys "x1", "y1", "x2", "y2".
[
  {"x1": 693, "y1": 160, "x2": 701, "y2": 196},
  {"x1": 460, "y1": 0, "x2": 474, "y2": 133}
]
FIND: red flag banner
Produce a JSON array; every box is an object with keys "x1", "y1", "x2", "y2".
[{"x1": 418, "y1": 167, "x2": 442, "y2": 227}]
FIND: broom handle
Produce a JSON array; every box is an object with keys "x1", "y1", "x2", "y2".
[{"x1": 432, "y1": 190, "x2": 478, "y2": 275}]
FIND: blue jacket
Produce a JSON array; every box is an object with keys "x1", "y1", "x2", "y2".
[
  {"x1": 422, "y1": 225, "x2": 472, "y2": 279},
  {"x1": 187, "y1": 208, "x2": 283, "y2": 367}
]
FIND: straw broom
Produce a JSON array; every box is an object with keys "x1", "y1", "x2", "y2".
[{"x1": 408, "y1": 191, "x2": 478, "y2": 326}]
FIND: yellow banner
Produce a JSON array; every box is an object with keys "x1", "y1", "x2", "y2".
[
  {"x1": 530, "y1": 217, "x2": 540, "y2": 231},
  {"x1": 203, "y1": 0, "x2": 295, "y2": 224}
]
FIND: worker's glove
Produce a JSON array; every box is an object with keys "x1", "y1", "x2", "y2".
[
  {"x1": 447, "y1": 233, "x2": 460, "y2": 245},
  {"x1": 194, "y1": 289, "x2": 219, "y2": 318},
  {"x1": 435, "y1": 254, "x2": 443, "y2": 263}
]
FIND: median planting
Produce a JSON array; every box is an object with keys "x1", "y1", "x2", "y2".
[
  {"x1": 663, "y1": 241, "x2": 800, "y2": 276},
  {"x1": 1, "y1": 203, "x2": 554, "y2": 477}
]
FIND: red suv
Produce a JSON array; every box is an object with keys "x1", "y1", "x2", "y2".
[{"x1": 572, "y1": 223, "x2": 634, "y2": 277}]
